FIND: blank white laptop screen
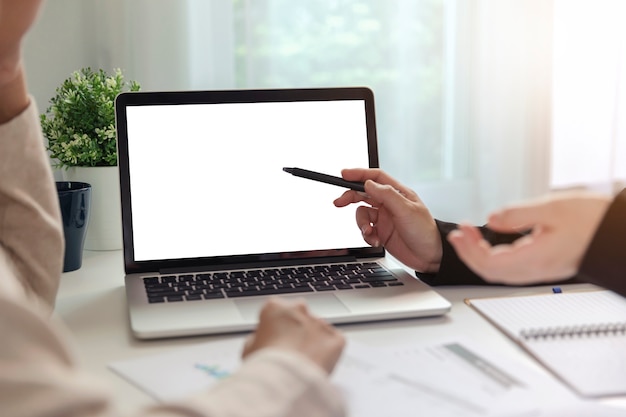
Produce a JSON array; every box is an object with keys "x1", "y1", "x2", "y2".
[{"x1": 124, "y1": 99, "x2": 370, "y2": 262}]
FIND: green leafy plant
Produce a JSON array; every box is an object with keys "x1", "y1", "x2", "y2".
[{"x1": 41, "y1": 67, "x2": 140, "y2": 168}]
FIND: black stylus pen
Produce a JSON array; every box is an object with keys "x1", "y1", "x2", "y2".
[{"x1": 283, "y1": 167, "x2": 366, "y2": 192}]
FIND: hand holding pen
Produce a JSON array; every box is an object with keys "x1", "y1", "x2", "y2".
[{"x1": 331, "y1": 168, "x2": 443, "y2": 274}]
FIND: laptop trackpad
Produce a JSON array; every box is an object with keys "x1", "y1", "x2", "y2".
[{"x1": 235, "y1": 294, "x2": 350, "y2": 320}]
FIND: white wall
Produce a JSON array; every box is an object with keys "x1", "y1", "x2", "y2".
[
  {"x1": 23, "y1": 1, "x2": 98, "y2": 115},
  {"x1": 23, "y1": 1, "x2": 196, "y2": 108},
  {"x1": 23, "y1": 1, "x2": 99, "y2": 180}
]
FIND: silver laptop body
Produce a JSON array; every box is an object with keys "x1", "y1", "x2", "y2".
[{"x1": 115, "y1": 87, "x2": 451, "y2": 339}]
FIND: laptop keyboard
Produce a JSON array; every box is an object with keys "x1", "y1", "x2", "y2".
[{"x1": 142, "y1": 262, "x2": 404, "y2": 303}]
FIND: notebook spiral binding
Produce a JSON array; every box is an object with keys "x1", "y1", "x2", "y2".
[{"x1": 520, "y1": 323, "x2": 626, "y2": 340}]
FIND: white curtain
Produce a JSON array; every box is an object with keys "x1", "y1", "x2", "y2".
[
  {"x1": 462, "y1": 0, "x2": 553, "y2": 220},
  {"x1": 75, "y1": 0, "x2": 553, "y2": 223},
  {"x1": 551, "y1": 0, "x2": 626, "y2": 193}
]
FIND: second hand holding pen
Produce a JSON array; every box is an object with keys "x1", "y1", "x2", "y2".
[{"x1": 283, "y1": 167, "x2": 366, "y2": 192}]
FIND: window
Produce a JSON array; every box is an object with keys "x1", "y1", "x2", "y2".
[
  {"x1": 185, "y1": 0, "x2": 486, "y2": 220},
  {"x1": 190, "y1": 0, "x2": 457, "y2": 185},
  {"x1": 30, "y1": 0, "x2": 553, "y2": 224}
]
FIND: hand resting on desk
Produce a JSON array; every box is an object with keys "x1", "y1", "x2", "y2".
[{"x1": 243, "y1": 297, "x2": 346, "y2": 375}]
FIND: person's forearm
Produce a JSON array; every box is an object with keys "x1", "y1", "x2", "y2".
[
  {"x1": 0, "y1": 297, "x2": 345, "y2": 417},
  {"x1": 0, "y1": 67, "x2": 29, "y2": 124},
  {"x1": 418, "y1": 220, "x2": 579, "y2": 286},
  {"x1": 0, "y1": 96, "x2": 63, "y2": 311},
  {"x1": 579, "y1": 188, "x2": 626, "y2": 296},
  {"x1": 417, "y1": 220, "x2": 499, "y2": 286}
]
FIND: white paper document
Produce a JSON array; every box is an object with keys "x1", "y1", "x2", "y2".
[{"x1": 109, "y1": 336, "x2": 623, "y2": 416}]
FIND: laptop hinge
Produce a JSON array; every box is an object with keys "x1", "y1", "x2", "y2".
[{"x1": 158, "y1": 256, "x2": 360, "y2": 275}]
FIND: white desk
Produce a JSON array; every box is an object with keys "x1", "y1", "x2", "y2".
[{"x1": 55, "y1": 250, "x2": 623, "y2": 413}]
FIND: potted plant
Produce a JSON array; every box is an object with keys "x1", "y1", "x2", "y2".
[{"x1": 41, "y1": 67, "x2": 140, "y2": 250}]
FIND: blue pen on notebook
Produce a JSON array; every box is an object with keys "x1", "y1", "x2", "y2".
[{"x1": 552, "y1": 287, "x2": 562, "y2": 294}]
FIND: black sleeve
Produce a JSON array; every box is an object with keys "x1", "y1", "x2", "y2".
[
  {"x1": 416, "y1": 219, "x2": 579, "y2": 287},
  {"x1": 578, "y1": 188, "x2": 626, "y2": 297}
]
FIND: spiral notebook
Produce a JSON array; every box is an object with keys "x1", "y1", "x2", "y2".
[{"x1": 466, "y1": 289, "x2": 626, "y2": 398}]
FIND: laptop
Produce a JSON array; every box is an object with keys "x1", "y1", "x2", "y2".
[{"x1": 115, "y1": 87, "x2": 451, "y2": 339}]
